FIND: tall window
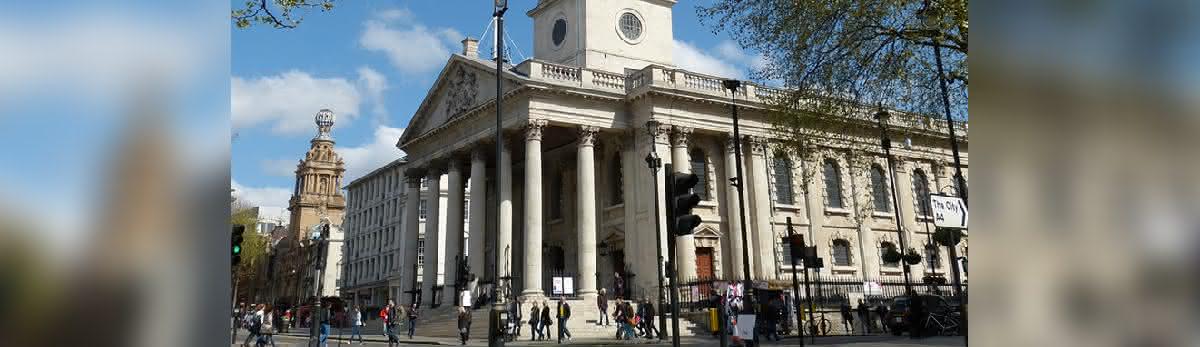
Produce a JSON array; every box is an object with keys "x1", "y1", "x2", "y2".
[
  {"x1": 913, "y1": 169, "x2": 932, "y2": 216},
  {"x1": 871, "y1": 165, "x2": 891, "y2": 212},
  {"x1": 832, "y1": 239, "x2": 852, "y2": 266},
  {"x1": 926, "y1": 245, "x2": 941, "y2": 269},
  {"x1": 550, "y1": 172, "x2": 564, "y2": 220},
  {"x1": 780, "y1": 237, "x2": 797, "y2": 264},
  {"x1": 823, "y1": 159, "x2": 844, "y2": 208},
  {"x1": 418, "y1": 200, "x2": 428, "y2": 220},
  {"x1": 880, "y1": 242, "x2": 899, "y2": 267},
  {"x1": 690, "y1": 149, "x2": 710, "y2": 200},
  {"x1": 773, "y1": 154, "x2": 794, "y2": 205},
  {"x1": 416, "y1": 237, "x2": 425, "y2": 267},
  {"x1": 610, "y1": 153, "x2": 624, "y2": 205}
]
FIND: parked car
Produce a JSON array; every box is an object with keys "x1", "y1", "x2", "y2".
[{"x1": 884, "y1": 295, "x2": 958, "y2": 336}]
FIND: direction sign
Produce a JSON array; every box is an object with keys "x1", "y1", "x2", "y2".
[{"x1": 931, "y1": 195, "x2": 968, "y2": 229}]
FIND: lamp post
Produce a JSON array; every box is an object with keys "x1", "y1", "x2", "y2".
[
  {"x1": 875, "y1": 108, "x2": 914, "y2": 295},
  {"x1": 721, "y1": 79, "x2": 756, "y2": 332},
  {"x1": 645, "y1": 120, "x2": 669, "y2": 340},
  {"x1": 490, "y1": 1, "x2": 508, "y2": 346}
]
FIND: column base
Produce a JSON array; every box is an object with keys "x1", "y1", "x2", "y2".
[{"x1": 577, "y1": 292, "x2": 598, "y2": 301}]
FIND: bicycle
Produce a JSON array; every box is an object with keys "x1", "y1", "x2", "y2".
[
  {"x1": 805, "y1": 317, "x2": 831, "y2": 336},
  {"x1": 923, "y1": 311, "x2": 960, "y2": 336}
]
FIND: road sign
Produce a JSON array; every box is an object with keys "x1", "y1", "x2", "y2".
[{"x1": 931, "y1": 195, "x2": 968, "y2": 229}]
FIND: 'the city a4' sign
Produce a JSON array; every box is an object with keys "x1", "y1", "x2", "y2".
[{"x1": 930, "y1": 194, "x2": 968, "y2": 229}]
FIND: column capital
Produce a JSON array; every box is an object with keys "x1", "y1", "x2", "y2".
[
  {"x1": 578, "y1": 125, "x2": 600, "y2": 147},
  {"x1": 646, "y1": 121, "x2": 671, "y2": 144},
  {"x1": 404, "y1": 167, "x2": 427, "y2": 181},
  {"x1": 425, "y1": 161, "x2": 446, "y2": 177},
  {"x1": 671, "y1": 126, "x2": 692, "y2": 149},
  {"x1": 525, "y1": 119, "x2": 548, "y2": 141},
  {"x1": 471, "y1": 146, "x2": 489, "y2": 161},
  {"x1": 747, "y1": 136, "x2": 769, "y2": 154}
]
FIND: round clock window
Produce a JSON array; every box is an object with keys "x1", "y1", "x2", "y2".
[
  {"x1": 552, "y1": 18, "x2": 567, "y2": 47},
  {"x1": 619, "y1": 12, "x2": 642, "y2": 41}
]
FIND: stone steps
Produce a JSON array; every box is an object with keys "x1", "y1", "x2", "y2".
[{"x1": 396, "y1": 299, "x2": 708, "y2": 339}]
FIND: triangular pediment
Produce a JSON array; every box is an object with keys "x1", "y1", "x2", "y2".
[
  {"x1": 397, "y1": 55, "x2": 527, "y2": 149},
  {"x1": 695, "y1": 225, "x2": 721, "y2": 238}
]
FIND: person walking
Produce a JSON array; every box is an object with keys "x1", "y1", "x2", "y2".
[
  {"x1": 840, "y1": 301, "x2": 854, "y2": 334},
  {"x1": 457, "y1": 306, "x2": 472, "y2": 345},
  {"x1": 508, "y1": 298, "x2": 523, "y2": 338},
  {"x1": 256, "y1": 305, "x2": 276, "y2": 347},
  {"x1": 764, "y1": 297, "x2": 781, "y2": 341},
  {"x1": 317, "y1": 301, "x2": 331, "y2": 347},
  {"x1": 612, "y1": 299, "x2": 626, "y2": 340},
  {"x1": 856, "y1": 300, "x2": 872, "y2": 334},
  {"x1": 347, "y1": 305, "x2": 364, "y2": 345},
  {"x1": 556, "y1": 296, "x2": 573, "y2": 343},
  {"x1": 241, "y1": 304, "x2": 263, "y2": 347},
  {"x1": 642, "y1": 298, "x2": 658, "y2": 339},
  {"x1": 529, "y1": 303, "x2": 542, "y2": 341},
  {"x1": 407, "y1": 303, "x2": 419, "y2": 339},
  {"x1": 613, "y1": 273, "x2": 625, "y2": 299},
  {"x1": 634, "y1": 299, "x2": 647, "y2": 338},
  {"x1": 540, "y1": 301, "x2": 553, "y2": 340},
  {"x1": 876, "y1": 303, "x2": 890, "y2": 333},
  {"x1": 383, "y1": 300, "x2": 401, "y2": 347},
  {"x1": 597, "y1": 289, "x2": 609, "y2": 326}
]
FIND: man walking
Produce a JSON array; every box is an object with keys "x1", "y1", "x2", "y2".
[
  {"x1": 317, "y1": 301, "x2": 331, "y2": 347},
  {"x1": 508, "y1": 298, "x2": 523, "y2": 338},
  {"x1": 383, "y1": 300, "x2": 401, "y2": 347},
  {"x1": 348, "y1": 305, "x2": 364, "y2": 345},
  {"x1": 840, "y1": 301, "x2": 854, "y2": 334},
  {"x1": 407, "y1": 303, "x2": 419, "y2": 339},
  {"x1": 556, "y1": 296, "x2": 572, "y2": 343},
  {"x1": 642, "y1": 297, "x2": 658, "y2": 339},
  {"x1": 597, "y1": 289, "x2": 609, "y2": 326},
  {"x1": 530, "y1": 302, "x2": 543, "y2": 341},
  {"x1": 856, "y1": 300, "x2": 872, "y2": 334},
  {"x1": 457, "y1": 306, "x2": 472, "y2": 345}
]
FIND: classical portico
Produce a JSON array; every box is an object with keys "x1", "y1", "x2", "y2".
[{"x1": 391, "y1": 0, "x2": 968, "y2": 309}]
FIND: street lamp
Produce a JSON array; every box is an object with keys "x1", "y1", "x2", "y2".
[
  {"x1": 722, "y1": 79, "x2": 756, "y2": 332},
  {"x1": 490, "y1": 1, "x2": 508, "y2": 347},
  {"x1": 875, "y1": 107, "x2": 914, "y2": 295},
  {"x1": 644, "y1": 120, "x2": 669, "y2": 340}
]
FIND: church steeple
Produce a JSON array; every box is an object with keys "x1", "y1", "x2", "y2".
[{"x1": 288, "y1": 109, "x2": 346, "y2": 243}]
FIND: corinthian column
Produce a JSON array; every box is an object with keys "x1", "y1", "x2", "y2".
[
  {"x1": 468, "y1": 148, "x2": 487, "y2": 294},
  {"x1": 576, "y1": 126, "x2": 600, "y2": 298},
  {"x1": 521, "y1": 119, "x2": 547, "y2": 299},
  {"x1": 443, "y1": 160, "x2": 466, "y2": 304},
  {"x1": 400, "y1": 169, "x2": 425, "y2": 306},
  {"x1": 723, "y1": 135, "x2": 752, "y2": 279},
  {"x1": 498, "y1": 138, "x2": 513, "y2": 282},
  {"x1": 670, "y1": 126, "x2": 698, "y2": 281},
  {"x1": 422, "y1": 166, "x2": 444, "y2": 306},
  {"x1": 747, "y1": 137, "x2": 777, "y2": 279}
]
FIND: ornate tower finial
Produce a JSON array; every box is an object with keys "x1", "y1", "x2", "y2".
[{"x1": 315, "y1": 109, "x2": 335, "y2": 141}]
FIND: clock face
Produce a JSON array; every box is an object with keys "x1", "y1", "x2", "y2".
[{"x1": 552, "y1": 18, "x2": 567, "y2": 47}]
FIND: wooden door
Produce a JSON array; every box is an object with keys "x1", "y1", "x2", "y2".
[{"x1": 696, "y1": 247, "x2": 715, "y2": 296}]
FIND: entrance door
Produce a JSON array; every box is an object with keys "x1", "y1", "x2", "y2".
[{"x1": 696, "y1": 247, "x2": 715, "y2": 296}]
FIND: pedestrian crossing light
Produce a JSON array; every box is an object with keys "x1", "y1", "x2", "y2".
[
  {"x1": 667, "y1": 172, "x2": 702, "y2": 236},
  {"x1": 232, "y1": 224, "x2": 245, "y2": 266}
]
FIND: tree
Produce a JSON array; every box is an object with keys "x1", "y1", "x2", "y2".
[
  {"x1": 231, "y1": 201, "x2": 272, "y2": 301},
  {"x1": 698, "y1": 0, "x2": 968, "y2": 154},
  {"x1": 232, "y1": 0, "x2": 338, "y2": 29}
]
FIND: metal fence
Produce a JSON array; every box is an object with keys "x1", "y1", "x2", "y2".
[{"x1": 669, "y1": 274, "x2": 966, "y2": 336}]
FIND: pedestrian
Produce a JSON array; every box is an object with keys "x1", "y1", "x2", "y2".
[
  {"x1": 908, "y1": 296, "x2": 925, "y2": 339},
  {"x1": 384, "y1": 300, "x2": 401, "y2": 347},
  {"x1": 242, "y1": 304, "x2": 263, "y2": 347},
  {"x1": 257, "y1": 305, "x2": 276, "y2": 347},
  {"x1": 597, "y1": 288, "x2": 610, "y2": 326},
  {"x1": 614, "y1": 273, "x2": 625, "y2": 299},
  {"x1": 457, "y1": 306, "x2": 472, "y2": 345},
  {"x1": 642, "y1": 297, "x2": 658, "y2": 339},
  {"x1": 621, "y1": 300, "x2": 635, "y2": 340},
  {"x1": 348, "y1": 305, "x2": 364, "y2": 345},
  {"x1": 764, "y1": 297, "x2": 781, "y2": 341},
  {"x1": 509, "y1": 298, "x2": 523, "y2": 338},
  {"x1": 840, "y1": 301, "x2": 854, "y2": 334},
  {"x1": 856, "y1": 300, "x2": 872, "y2": 334},
  {"x1": 556, "y1": 296, "x2": 573, "y2": 343},
  {"x1": 540, "y1": 301, "x2": 553, "y2": 340},
  {"x1": 317, "y1": 301, "x2": 331, "y2": 347},
  {"x1": 634, "y1": 298, "x2": 647, "y2": 337},
  {"x1": 529, "y1": 302, "x2": 542, "y2": 341},
  {"x1": 407, "y1": 303, "x2": 420, "y2": 339},
  {"x1": 876, "y1": 303, "x2": 890, "y2": 333}
]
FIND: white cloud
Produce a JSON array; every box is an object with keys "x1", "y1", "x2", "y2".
[
  {"x1": 359, "y1": 9, "x2": 465, "y2": 76},
  {"x1": 231, "y1": 179, "x2": 292, "y2": 210},
  {"x1": 260, "y1": 158, "x2": 298, "y2": 177},
  {"x1": 673, "y1": 40, "x2": 744, "y2": 79},
  {"x1": 356, "y1": 66, "x2": 389, "y2": 123},
  {"x1": 339, "y1": 126, "x2": 407, "y2": 182},
  {"x1": 231, "y1": 70, "x2": 363, "y2": 134}
]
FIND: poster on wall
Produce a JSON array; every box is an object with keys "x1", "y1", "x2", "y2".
[
  {"x1": 563, "y1": 277, "x2": 574, "y2": 295},
  {"x1": 552, "y1": 277, "x2": 564, "y2": 295}
]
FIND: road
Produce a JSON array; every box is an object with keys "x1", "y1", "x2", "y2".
[{"x1": 233, "y1": 328, "x2": 965, "y2": 346}]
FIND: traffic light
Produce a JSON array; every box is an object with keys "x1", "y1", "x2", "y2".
[
  {"x1": 232, "y1": 224, "x2": 245, "y2": 266},
  {"x1": 666, "y1": 172, "x2": 702, "y2": 236},
  {"x1": 788, "y1": 234, "x2": 804, "y2": 261}
]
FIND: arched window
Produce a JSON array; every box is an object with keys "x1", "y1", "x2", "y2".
[
  {"x1": 823, "y1": 159, "x2": 844, "y2": 208},
  {"x1": 925, "y1": 245, "x2": 941, "y2": 269},
  {"x1": 773, "y1": 154, "x2": 794, "y2": 205},
  {"x1": 832, "y1": 239, "x2": 852, "y2": 266},
  {"x1": 690, "y1": 149, "x2": 710, "y2": 201},
  {"x1": 913, "y1": 169, "x2": 931, "y2": 216},
  {"x1": 880, "y1": 242, "x2": 899, "y2": 267},
  {"x1": 871, "y1": 165, "x2": 891, "y2": 212},
  {"x1": 610, "y1": 153, "x2": 624, "y2": 205}
]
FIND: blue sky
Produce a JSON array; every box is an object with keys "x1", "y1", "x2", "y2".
[{"x1": 231, "y1": 0, "x2": 766, "y2": 210}]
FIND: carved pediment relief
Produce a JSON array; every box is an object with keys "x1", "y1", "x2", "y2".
[{"x1": 444, "y1": 66, "x2": 479, "y2": 120}]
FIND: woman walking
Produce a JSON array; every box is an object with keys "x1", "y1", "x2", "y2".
[
  {"x1": 349, "y1": 305, "x2": 365, "y2": 345},
  {"x1": 256, "y1": 305, "x2": 276, "y2": 347},
  {"x1": 529, "y1": 303, "x2": 542, "y2": 341},
  {"x1": 457, "y1": 307, "x2": 472, "y2": 345},
  {"x1": 540, "y1": 301, "x2": 553, "y2": 340}
]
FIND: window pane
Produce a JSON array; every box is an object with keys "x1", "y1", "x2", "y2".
[
  {"x1": 926, "y1": 246, "x2": 941, "y2": 269},
  {"x1": 774, "y1": 157, "x2": 793, "y2": 205},
  {"x1": 833, "y1": 239, "x2": 851, "y2": 266},
  {"x1": 690, "y1": 151, "x2": 709, "y2": 201},
  {"x1": 611, "y1": 154, "x2": 624, "y2": 205},
  {"x1": 913, "y1": 170, "x2": 931, "y2": 216},
  {"x1": 872, "y1": 166, "x2": 891, "y2": 212},
  {"x1": 824, "y1": 160, "x2": 843, "y2": 208}
]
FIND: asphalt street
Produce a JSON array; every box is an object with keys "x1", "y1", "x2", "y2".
[{"x1": 232, "y1": 328, "x2": 966, "y2": 346}]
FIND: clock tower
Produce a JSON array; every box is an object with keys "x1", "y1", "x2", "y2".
[{"x1": 527, "y1": 0, "x2": 676, "y2": 73}]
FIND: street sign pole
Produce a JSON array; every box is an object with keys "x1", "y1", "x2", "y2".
[{"x1": 786, "y1": 218, "x2": 804, "y2": 347}]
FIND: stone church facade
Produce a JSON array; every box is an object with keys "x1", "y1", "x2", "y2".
[{"x1": 393, "y1": 0, "x2": 968, "y2": 306}]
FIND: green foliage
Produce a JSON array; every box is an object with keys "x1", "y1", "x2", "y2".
[
  {"x1": 232, "y1": 0, "x2": 337, "y2": 29},
  {"x1": 230, "y1": 206, "x2": 270, "y2": 278}
]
